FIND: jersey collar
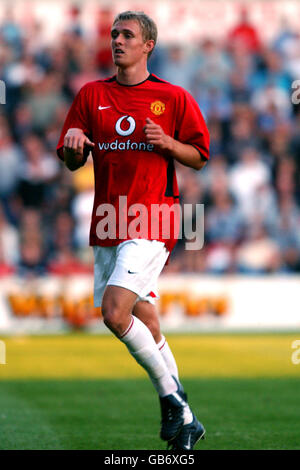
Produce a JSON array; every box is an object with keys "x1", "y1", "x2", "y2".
[{"x1": 115, "y1": 74, "x2": 151, "y2": 87}]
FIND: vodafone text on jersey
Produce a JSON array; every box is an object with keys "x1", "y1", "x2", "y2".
[{"x1": 98, "y1": 115, "x2": 154, "y2": 152}]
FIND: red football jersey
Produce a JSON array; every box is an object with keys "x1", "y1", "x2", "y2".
[{"x1": 57, "y1": 74, "x2": 209, "y2": 253}]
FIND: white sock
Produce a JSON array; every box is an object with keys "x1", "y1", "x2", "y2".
[
  {"x1": 157, "y1": 335, "x2": 179, "y2": 380},
  {"x1": 119, "y1": 315, "x2": 177, "y2": 397},
  {"x1": 157, "y1": 335, "x2": 193, "y2": 425}
]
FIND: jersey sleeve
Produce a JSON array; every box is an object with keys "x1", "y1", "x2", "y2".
[
  {"x1": 56, "y1": 84, "x2": 92, "y2": 161},
  {"x1": 175, "y1": 88, "x2": 210, "y2": 160}
]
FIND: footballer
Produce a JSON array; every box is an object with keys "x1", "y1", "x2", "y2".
[{"x1": 57, "y1": 11, "x2": 209, "y2": 450}]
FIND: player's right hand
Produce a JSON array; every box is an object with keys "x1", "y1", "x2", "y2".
[{"x1": 64, "y1": 128, "x2": 95, "y2": 155}]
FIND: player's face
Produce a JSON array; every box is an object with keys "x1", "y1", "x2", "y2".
[{"x1": 111, "y1": 20, "x2": 153, "y2": 68}]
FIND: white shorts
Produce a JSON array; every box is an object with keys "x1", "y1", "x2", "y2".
[{"x1": 93, "y1": 239, "x2": 169, "y2": 307}]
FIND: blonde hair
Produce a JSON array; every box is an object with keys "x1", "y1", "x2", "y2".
[{"x1": 113, "y1": 11, "x2": 157, "y2": 57}]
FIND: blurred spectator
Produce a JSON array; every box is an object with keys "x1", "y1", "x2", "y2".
[
  {"x1": 273, "y1": 16, "x2": 299, "y2": 57},
  {"x1": 268, "y1": 194, "x2": 300, "y2": 272},
  {"x1": 19, "y1": 208, "x2": 44, "y2": 243},
  {"x1": 177, "y1": 248, "x2": 207, "y2": 273},
  {"x1": 48, "y1": 211, "x2": 75, "y2": 256},
  {"x1": 206, "y1": 242, "x2": 235, "y2": 274},
  {"x1": 0, "y1": 124, "x2": 23, "y2": 201},
  {"x1": 0, "y1": 203, "x2": 19, "y2": 265},
  {"x1": 225, "y1": 106, "x2": 259, "y2": 164},
  {"x1": 48, "y1": 179, "x2": 75, "y2": 215},
  {"x1": 95, "y1": 7, "x2": 114, "y2": 74},
  {"x1": 206, "y1": 192, "x2": 245, "y2": 244},
  {"x1": 0, "y1": 6, "x2": 23, "y2": 58},
  {"x1": 66, "y1": 4, "x2": 84, "y2": 38},
  {"x1": 193, "y1": 39, "x2": 231, "y2": 95},
  {"x1": 290, "y1": 113, "x2": 300, "y2": 196},
  {"x1": 229, "y1": 68, "x2": 251, "y2": 104},
  {"x1": 18, "y1": 237, "x2": 47, "y2": 277},
  {"x1": 206, "y1": 120, "x2": 224, "y2": 157},
  {"x1": 69, "y1": 52, "x2": 101, "y2": 95},
  {"x1": 205, "y1": 191, "x2": 244, "y2": 274},
  {"x1": 236, "y1": 221, "x2": 281, "y2": 274},
  {"x1": 274, "y1": 157, "x2": 296, "y2": 200},
  {"x1": 265, "y1": 122, "x2": 291, "y2": 163},
  {"x1": 13, "y1": 103, "x2": 34, "y2": 140},
  {"x1": 24, "y1": 73, "x2": 66, "y2": 133},
  {"x1": 160, "y1": 44, "x2": 194, "y2": 90},
  {"x1": 250, "y1": 49, "x2": 292, "y2": 94},
  {"x1": 285, "y1": 39, "x2": 300, "y2": 82},
  {"x1": 196, "y1": 87, "x2": 232, "y2": 121},
  {"x1": 18, "y1": 133, "x2": 59, "y2": 208},
  {"x1": 272, "y1": 16, "x2": 300, "y2": 83},
  {"x1": 18, "y1": 208, "x2": 47, "y2": 277},
  {"x1": 200, "y1": 155, "x2": 229, "y2": 196},
  {"x1": 229, "y1": 146, "x2": 272, "y2": 222},
  {"x1": 47, "y1": 246, "x2": 93, "y2": 275},
  {"x1": 180, "y1": 171, "x2": 204, "y2": 205},
  {"x1": 251, "y1": 84, "x2": 292, "y2": 124},
  {"x1": 4, "y1": 51, "x2": 45, "y2": 89},
  {"x1": 227, "y1": 6, "x2": 261, "y2": 54},
  {"x1": 228, "y1": 44, "x2": 254, "y2": 104}
]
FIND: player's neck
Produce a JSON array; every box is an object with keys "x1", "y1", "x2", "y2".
[{"x1": 116, "y1": 65, "x2": 150, "y2": 86}]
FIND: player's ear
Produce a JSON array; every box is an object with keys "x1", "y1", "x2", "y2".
[{"x1": 145, "y1": 39, "x2": 155, "y2": 56}]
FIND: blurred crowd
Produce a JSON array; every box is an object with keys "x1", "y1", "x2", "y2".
[{"x1": 0, "y1": 4, "x2": 300, "y2": 278}]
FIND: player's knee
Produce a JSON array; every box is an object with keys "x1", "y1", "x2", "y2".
[
  {"x1": 102, "y1": 307, "x2": 120, "y2": 330},
  {"x1": 102, "y1": 306, "x2": 127, "y2": 335}
]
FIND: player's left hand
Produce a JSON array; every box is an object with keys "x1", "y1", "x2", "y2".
[{"x1": 144, "y1": 118, "x2": 173, "y2": 152}]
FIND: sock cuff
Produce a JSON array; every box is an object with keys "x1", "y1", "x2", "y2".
[
  {"x1": 157, "y1": 335, "x2": 166, "y2": 351},
  {"x1": 119, "y1": 315, "x2": 134, "y2": 339}
]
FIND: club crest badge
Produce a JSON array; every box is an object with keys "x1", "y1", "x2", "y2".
[{"x1": 150, "y1": 100, "x2": 166, "y2": 116}]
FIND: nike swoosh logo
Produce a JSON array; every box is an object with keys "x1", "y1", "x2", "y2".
[
  {"x1": 128, "y1": 270, "x2": 138, "y2": 274},
  {"x1": 98, "y1": 105, "x2": 111, "y2": 110},
  {"x1": 173, "y1": 392, "x2": 187, "y2": 406},
  {"x1": 184, "y1": 433, "x2": 191, "y2": 450}
]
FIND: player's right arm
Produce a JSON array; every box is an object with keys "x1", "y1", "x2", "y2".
[{"x1": 63, "y1": 128, "x2": 95, "y2": 171}]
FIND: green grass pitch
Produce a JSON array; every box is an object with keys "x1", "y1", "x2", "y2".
[{"x1": 0, "y1": 333, "x2": 300, "y2": 450}]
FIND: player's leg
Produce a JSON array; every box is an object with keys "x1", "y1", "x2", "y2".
[
  {"x1": 133, "y1": 300, "x2": 162, "y2": 343},
  {"x1": 101, "y1": 285, "x2": 137, "y2": 335},
  {"x1": 101, "y1": 284, "x2": 185, "y2": 441},
  {"x1": 133, "y1": 299, "x2": 205, "y2": 450},
  {"x1": 102, "y1": 285, "x2": 179, "y2": 397},
  {"x1": 133, "y1": 300, "x2": 179, "y2": 380},
  {"x1": 98, "y1": 239, "x2": 193, "y2": 442},
  {"x1": 102, "y1": 286, "x2": 177, "y2": 396}
]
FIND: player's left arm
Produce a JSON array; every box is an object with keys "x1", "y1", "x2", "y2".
[{"x1": 144, "y1": 118, "x2": 207, "y2": 171}]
